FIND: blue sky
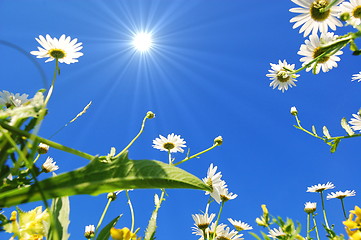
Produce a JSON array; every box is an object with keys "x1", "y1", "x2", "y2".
[{"x1": 1, "y1": 0, "x2": 361, "y2": 239}]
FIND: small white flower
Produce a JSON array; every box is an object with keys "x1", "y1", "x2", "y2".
[
  {"x1": 304, "y1": 202, "x2": 317, "y2": 213},
  {"x1": 219, "y1": 181, "x2": 238, "y2": 202},
  {"x1": 352, "y1": 71, "x2": 361, "y2": 82},
  {"x1": 339, "y1": 0, "x2": 361, "y2": 26},
  {"x1": 30, "y1": 34, "x2": 83, "y2": 64},
  {"x1": 349, "y1": 113, "x2": 361, "y2": 131},
  {"x1": 327, "y1": 190, "x2": 356, "y2": 199},
  {"x1": 192, "y1": 213, "x2": 216, "y2": 230},
  {"x1": 289, "y1": 0, "x2": 343, "y2": 37},
  {"x1": 0, "y1": 90, "x2": 29, "y2": 108},
  {"x1": 266, "y1": 60, "x2": 299, "y2": 92},
  {"x1": 227, "y1": 218, "x2": 253, "y2": 231},
  {"x1": 152, "y1": 133, "x2": 186, "y2": 153},
  {"x1": 298, "y1": 32, "x2": 343, "y2": 74},
  {"x1": 42, "y1": 157, "x2": 59, "y2": 173},
  {"x1": 268, "y1": 227, "x2": 286, "y2": 238},
  {"x1": 203, "y1": 164, "x2": 223, "y2": 203},
  {"x1": 209, "y1": 223, "x2": 227, "y2": 237},
  {"x1": 216, "y1": 226, "x2": 244, "y2": 240},
  {"x1": 38, "y1": 143, "x2": 50, "y2": 154},
  {"x1": 307, "y1": 182, "x2": 335, "y2": 192}
]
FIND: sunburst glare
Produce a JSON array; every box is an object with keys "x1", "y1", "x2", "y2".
[{"x1": 132, "y1": 32, "x2": 153, "y2": 52}]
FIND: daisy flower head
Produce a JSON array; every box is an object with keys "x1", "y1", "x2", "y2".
[
  {"x1": 304, "y1": 202, "x2": 317, "y2": 213},
  {"x1": 219, "y1": 181, "x2": 238, "y2": 202},
  {"x1": 216, "y1": 226, "x2": 244, "y2": 240},
  {"x1": 268, "y1": 227, "x2": 286, "y2": 239},
  {"x1": 307, "y1": 182, "x2": 335, "y2": 192},
  {"x1": 192, "y1": 213, "x2": 215, "y2": 230},
  {"x1": 339, "y1": 0, "x2": 361, "y2": 26},
  {"x1": 327, "y1": 190, "x2": 356, "y2": 199},
  {"x1": 203, "y1": 164, "x2": 223, "y2": 203},
  {"x1": 266, "y1": 60, "x2": 299, "y2": 92},
  {"x1": 290, "y1": 0, "x2": 343, "y2": 37},
  {"x1": 352, "y1": 71, "x2": 361, "y2": 82},
  {"x1": 84, "y1": 225, "x2": 95, "y2": 239},
  {"x1": 0, "y1": 90, "x2": 29, "y2": 108},
  {"x1": 227, "y1": 218, "x2": 253, "y2": 231},
  {"x1": 30, "y1": 34, "x2": 83, "y2": 64},
  {"x1": 349, "y1": 112, "x2": 361, "y2": 131},
  {"x1": 42, "y1": 157, "x2": 59, "y2": 173},
  {"x1": 298, "y1": 32, "x2": 343, "y2": 74},
  {"x1": 152, "y1": 133, "x2": 186, "y2": 153},
  {"x1": 209, "y1": 222, "x2": 227, "y2": 238}
]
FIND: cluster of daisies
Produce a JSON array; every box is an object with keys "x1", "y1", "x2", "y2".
[
  {"x1": 267, "y1": 0, "x2": 361, "y2": 92},
  {"x1": 191, "y1": 164, "x2": 248, "y2": 240}
]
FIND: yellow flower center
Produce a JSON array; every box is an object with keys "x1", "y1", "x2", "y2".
[
  {"x1": 353, "y1": 6, "x2": 361, "y2": 19},
  {"x1": 313, "y1": 47, "x2": 330, "y2": 63},
  {"x1": 217, "y1": 237, "x2": 230, "y2": 240},
  {"x1": 163, "y1": 142, "x2": 175, "y2": 150},
  {"x1": 49, "y1": 49, "x2": 66, "y2": 59},
  {"x1": 276, "y1": 70, "x2": 290, "y2": 83},
  {"x1": 310, "y1": 0, "x2": 330, "y2": 21}
]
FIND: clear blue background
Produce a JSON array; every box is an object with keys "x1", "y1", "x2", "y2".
[{"x1": 0, "y1": 0, "x2": 360, "y2": 239}]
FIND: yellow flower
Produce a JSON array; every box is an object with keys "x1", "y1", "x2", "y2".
[
  {"x1": 110, "y1": 227, "x2": 140, "y2": 240},
  {"x1": 4, "y1": 206, "x2": 49, "y2": 240},
  {"x1": 344, "y1": 206, "x2": 361, "y2": 240}
]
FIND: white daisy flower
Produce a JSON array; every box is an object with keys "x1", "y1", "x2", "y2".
[
  {"x1": 84, "y1": 225, "x2": 95, "y2": 238},
  {"x1": 42, "y1": 157, "x2": 59, "y2": 173},
  {"x1": 268, "y1": 227, "x2": 286, "y2": 238},
  {"x1": 30, "y1": 34, "x2": 83, "y2": 64},
  {"x1": 152, "y1": 133, "x2": 186, "y2": 153},
  {"x1": 290, "y1": 0, "x2": 343, "y2": 37},
  {"x1": 304, "y1": 202, "x2": 317, "y2": 213},
  {"x1": 339, "y1": 0, "x2": 361, "y2": 26},
  {"x1": 191, "y1": 226, "x2": 205, "y2": 240},
  {"x1": 290, "y1": 106, "x2": 298, "y2": 115},
  {"x1": 0, "y1": 90, "x2": 29, "y2": 108},
  {"x1": 219, "y1": 181, "x2": 238, "y2": 202},
  {"x1": 37, "y1": 143, "x2": 50, "y2": 154},
  {"x1": 209, "y1": 223, "x2": 227, "y2": 237},
  {"x1": 227, "y1": 218, "x2": 253, "y2": 231},
  {"x1": 216, "y1": 226, "x2": 244, "y2": 240},
  {"x1": 192, "y1": 213, "x2": 216, "y2": 230},
  {"x1": 266, "y1": 60, "x2": 299, "y2": 92},
  {"x1": 203, "y1": 164, "x2": 223, "y2": 203},
  {"x1": 307, "y1": 182, "x2": 335, "y2": 192},
  {"x1": 327, "y1": 190, "x2": 356, "y2": 199},
  {"x1": 352, "y1": 71, "x2": 361, "y2": 82},
  {"x1": 349, "y1": 113, "x2": 361, "y2": 131},
  {"x1": 298, "y1": 32, "x2": 343, "y2": 74}
]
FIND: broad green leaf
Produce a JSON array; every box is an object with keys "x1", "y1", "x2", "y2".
[
  {"x1": 48, "y1": 196, "x2": 70, "y2": 240},
  {"x1": 96, "y1": 215, "x2": 121, "y2": 240},
  {"x1": 0, "y1": 153, "x2": 210, "y2": 208},
  {"x1": 322, "y1": 126, "x2": 331, "y2": 139},
  {"x1": 341, "y1": 118, "x2": 354, "y2": 136}
]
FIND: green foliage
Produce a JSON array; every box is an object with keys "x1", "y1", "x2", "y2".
[
  {"x1": 96, "y1": 215, "x2": 121, "y2": 240},
  {"x1": 0, "y1": 153, "x2": 210, "y2": 208},
  {"x1": 48, "y1": 196, "x2": 71, "y2": 240}
]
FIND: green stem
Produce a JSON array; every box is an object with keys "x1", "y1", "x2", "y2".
[
  {"x1": 294, "y1": 115, "x2": 325, "y2": 141},
  {"x1": 0, "y1": 120, "x2": 95, "y2": 160},
  {"x1": 173, "y1": 143, "x2": 219, "y2": 166},
  {"x1": 312, "y1": 213, "x2": 321, "y2": 240},
  {"x1": 340, "y1": 198, "x2": 347, "y2": 219},
  {"x1": 320, "y1": 0, "x2": 339, "y2": 13},
  {"x1": 320, "y1": 191, "x2": 330, "y2": 229},
  {"x1": 126, "y1": 190, "x2": 135, "y2": 232},
  {"x1": 168, "y1": 150, "x2": 172, "y2": 164},
  {"x1": 115, "y1": 114, "x2": 148, "y2": 158},
  {"x1": 44, "y1": 59, "x2": 59, "y2": 106},
  {"x1": 212, "y1": 201, "x2": 225, "y2": 239},
  {"x1": 94, "y1": 198, "x2": 112, "y2": 238},
  {"x1": 306, "y1": 213, "x2": 310, "y2": 240}
]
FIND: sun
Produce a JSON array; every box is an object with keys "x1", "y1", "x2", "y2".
[{"x1": 132, "y1": 32, "x2": 153, "y2": 52}]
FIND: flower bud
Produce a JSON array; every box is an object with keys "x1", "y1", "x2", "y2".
[
  {"x1": 340, "y1": 12, "x2": 350, "y2": 22},
  {"x1": 84, "y1": 225, "x2": 95, "y2": 239},
  {"x1": 304, "y1": 202, "x2": 317, "y2": 214},
  {"x1": 37, "y1": 143, "x2": 49, "y2": 154},
  {"x1": 146, "y1": 111, "x2": 155, "y2": 119},
  {"x1": 214, "y1": 136, "x2": 223, "y2": 145},
  {"x1": 290, "y1": 106, "x2": 298, "y2": 116},
  {"x1": 107, "y1": 192, "x2": 117, "y2": 201}
]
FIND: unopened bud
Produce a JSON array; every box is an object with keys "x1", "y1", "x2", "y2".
[
  {"x1": 107, "y1": 192, "x2": 117, "y2": 201},
  {"x1": 38, "y1": 143, "x2": 49, "y2": 154},
  {"x1": 340, "y1": 12, "x2": 350, "y2": 22},
  {"x1": 290, "y1": 106, "x2": 298, "y2": 116},
  {"x1": 146, "y1": 111, "x2": 155, "y2": 119},
  {"x1": 84, "y1": 225, "x2": 95, "y2": 239},
  {"x1": 214, "y1": 136, "x2": 223, "y2": 145}
]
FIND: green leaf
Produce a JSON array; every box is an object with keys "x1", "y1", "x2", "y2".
[
  {"x1": 48, "y1": 196, "x2": 71, "y2": 240},
  {"x1": 96, "y1": 215, "x2": 121, "y2": 240},
  {"x1": 0, "y1": 153, "x2": 210, "y2": 208},
  {"x1": 144, "y1": 193, "x2": 165, "y2": 240},
  {"x1": 248, "y1": 232, "x2": 262, "y2": 240}
]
